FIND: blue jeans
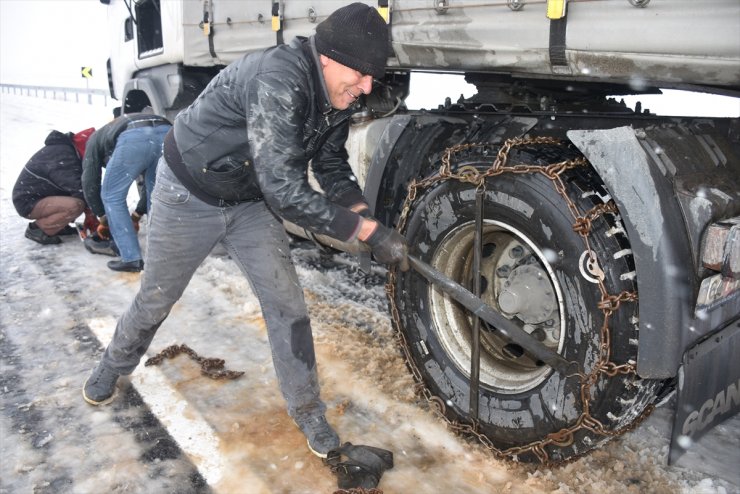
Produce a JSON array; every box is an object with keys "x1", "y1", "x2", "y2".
[
  {"x1": 102, "y1": 161, "x2": 325, "y2": 419},
  {"x1": 101, "y1": 125, "x2": 171, "y2": 262}
]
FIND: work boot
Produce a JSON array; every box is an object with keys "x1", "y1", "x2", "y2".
[
  {"x1": 84, "y1": 235, "x2": 118, "y2": 257},
  {"x1": 107, "y1": 259, "x2": 144, "y2": 272},
  {"x1": 83, "y1": 361, "x2": 120, "y2": 405},
  {"x1": 56, "y1": 224, "x2": 78, "y2": 236},
  {"x1": 25, "y1": 222, "x2": 61, "y2": 245},
  {"x1": 294, "y1": 414, "x2": 340, "y2": 458}
]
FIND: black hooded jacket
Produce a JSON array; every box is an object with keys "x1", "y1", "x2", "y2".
[
  {"x1": 170, "y1": 36, "x2": 366, "y2": 242},
  {"x1": 12, "y1": 130, "x2": 85, "y2": 218}
]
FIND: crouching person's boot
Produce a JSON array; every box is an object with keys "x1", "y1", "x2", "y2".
[
  {"x1": 82, "y1": 360, "x2": 120, "y2": 406},
  {"x1": 294, "y1": 414, "x2": 340, "y2": 458}
]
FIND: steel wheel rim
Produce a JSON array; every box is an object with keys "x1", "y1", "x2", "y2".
[{"x1": 428, "y1": 219, "x2": 566, "y2": 394}]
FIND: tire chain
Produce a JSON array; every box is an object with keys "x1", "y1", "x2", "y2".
[
  {"x1": 387, "y1": 137, "x2": 654, "y2": 467},
  {"x1": 145, "y1": 343, "x2": 245, "y2": 380}
]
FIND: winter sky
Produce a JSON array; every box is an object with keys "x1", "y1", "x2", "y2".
[{"x1": 0, "y1": 1, "x2": 110, "y2": 90}]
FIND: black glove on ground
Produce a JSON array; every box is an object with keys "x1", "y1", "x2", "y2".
[{"x1": 365, "y1": 223, "x2": 409, "y2": 271}]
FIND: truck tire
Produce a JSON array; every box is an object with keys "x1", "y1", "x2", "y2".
[{"x1": 390, "y1": 143, "x2": 663, "y2": 463}]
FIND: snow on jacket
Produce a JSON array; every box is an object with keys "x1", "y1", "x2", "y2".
[
  {"x1": 81, "y1": 113, "x2": 171, "y2": 217},
  {"x1": 12, "y1": 130, "x2": 85, "y2": 218},
  {"x1": 171, "y1": 36, "x2": 366, "y2": 242}
]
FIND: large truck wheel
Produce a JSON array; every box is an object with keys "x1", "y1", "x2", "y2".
[{"x1": 390, "y1": 143, "x2": 663, "y2": 463}]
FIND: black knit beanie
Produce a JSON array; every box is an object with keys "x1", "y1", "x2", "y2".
[{"x1": 314, "y1": 3, "x2": 389, "y2": 79}]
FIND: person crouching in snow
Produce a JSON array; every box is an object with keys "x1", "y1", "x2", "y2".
[{"x1": 13, "y1": 128, "x2": 94, "y2": 245}]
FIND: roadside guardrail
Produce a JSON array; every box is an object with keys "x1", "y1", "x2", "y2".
[{"x1": 0, "y1": 83, "x2": 109, "y2": 105}]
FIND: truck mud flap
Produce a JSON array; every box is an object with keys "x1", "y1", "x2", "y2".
[{"x1": 669, "y1": 320, "x2": 740, "y2": 464}]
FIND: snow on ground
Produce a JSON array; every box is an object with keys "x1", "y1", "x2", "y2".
[{"x1": 1, "y1": 93, "x2": 738, "y2": 493}]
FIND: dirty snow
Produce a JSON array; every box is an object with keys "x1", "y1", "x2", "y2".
[{"x1": 1, "y1": 93, "x2": 738, "y2": 493}]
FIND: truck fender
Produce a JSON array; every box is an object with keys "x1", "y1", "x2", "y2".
[
  {"x1": 122, "y1": 77, "x2": 166, "y2": 116},
  {"x1": 361, "y1": 115, "x2": 413, "y2": 216},
  {"x1": 567, "y1": 126, "x2": 694, "y2": 379},
  {"x1": 359, "y1": 113, "x2": 483, "y2": 220},
  {"x1": 120, "y1": 64, "x2": 190, "y2": 118}
]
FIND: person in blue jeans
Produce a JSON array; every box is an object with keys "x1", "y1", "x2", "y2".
[{"x1": 82, "y1": 112, "x2": 172, "y2": 272}]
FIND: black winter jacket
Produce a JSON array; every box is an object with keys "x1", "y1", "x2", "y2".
[
  {"x1": 82, "y1": 113, "x2": 171, "y2": 217},
  {"x1": 171, "y1": 36, "x2": 365, "y2": 242},
  {"x1": 12, "y1": 130, "x2": 85, "y2": 217}
]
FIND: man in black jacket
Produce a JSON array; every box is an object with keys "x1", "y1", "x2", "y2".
[
  {"x1": 13, "y1": 128, "x2": 94, "y2": 244},
  {"x1": 83, "y1": 3, "x2": 408, "y2": 458}
]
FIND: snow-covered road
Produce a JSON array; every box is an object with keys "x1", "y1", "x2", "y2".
[{"x1": 1, "y1": 93, "x2": 738, "y2": 493}]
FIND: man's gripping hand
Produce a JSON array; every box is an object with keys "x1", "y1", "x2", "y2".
[{"x1": 360, "y1": 220, "x2": 409, "y2": 271}]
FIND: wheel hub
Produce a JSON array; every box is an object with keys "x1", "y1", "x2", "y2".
[
  {"x1": 497, "y1": 264, "x2": 557, "y2": 324},
  {"x1": 428, "y1": 220, "x2": 565, "y2": 393}
]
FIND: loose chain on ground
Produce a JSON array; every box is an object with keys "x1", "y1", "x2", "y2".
[
  {"x1": 387, "y1": 137, "x2": 654, "y2": 466},
  {"x1": 333, "y1": 489, "x2": 384, "y2": 494},
  {"x1": 145, "y1": 343, "x2": 245, "y2": 380}
]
